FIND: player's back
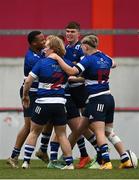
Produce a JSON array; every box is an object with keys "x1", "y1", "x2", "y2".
[
  {"x1": 31, "y1": 57, "x2": 68, "y2": 98},
  {"x1": 80, "y1": 51, "x2": 112, "y2": 95}
]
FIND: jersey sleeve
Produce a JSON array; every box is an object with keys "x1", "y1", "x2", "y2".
[
  {"x1": 76, "y1": 56, "x2": 90, "y2": 74},
  {"x1": 29, "y1": 60, "x2": 41, "y2": 79},
  {"x1": 76, "y1": 45, "x2": 84, "y2": 63},
  {"x1": 24, "y1": 56, "x2": 33, "y2": 76},
  {"x1": 105, "y1": 54, "x2": 113, "y2": 68}
]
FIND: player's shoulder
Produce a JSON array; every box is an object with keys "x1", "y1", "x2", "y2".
[
  {"x1": 25, "y1": 48, "x2": 33, "y2": 56},
  {"x1": 74, "y1": 41, "x2": 82, "y2": 50},
  {"x1": 25, "y1": 49, "x2": 42, "y2": 61},
  {"x1": 97, "y1": 50, "x2": 112, "y2": 60}
]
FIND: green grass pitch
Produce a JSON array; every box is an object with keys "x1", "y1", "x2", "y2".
[{"x1": 0, "y1": 159, "x2": 139, "y2": 179}]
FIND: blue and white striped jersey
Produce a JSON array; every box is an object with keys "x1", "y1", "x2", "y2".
[
  {"x1": 76, "y1": 51, "x2": 113, "y2": 96},
  {"x1": 30, "y1": 57, "x2": 73, "y2": 100}
]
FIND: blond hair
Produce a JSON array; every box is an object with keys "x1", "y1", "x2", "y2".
[
  {"x1": 81, "y1": 34, "x2": 99, "y2": 48},
  {"x1": 46, "y1": 35, "x2": 66, "y2": 57}
]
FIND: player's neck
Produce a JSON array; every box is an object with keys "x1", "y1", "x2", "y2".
[
  {"x1": 30, "y1": 47, "x2": 40, "y2": 54},
  {"x1": 68, "y1": 40, "x2": 78, "y2": 46},
  {"x1": 87, "y1": 49, "x2": 98, "y2": 55}
]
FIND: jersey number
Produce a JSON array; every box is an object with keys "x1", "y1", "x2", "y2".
[
  {"x1": 97, "y1": 69, "x2": 110, "y2": 83},
  {"x1": 51, "y1": 72, "x2": 64, "y2": 89}
]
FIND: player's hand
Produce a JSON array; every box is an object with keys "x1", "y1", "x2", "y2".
[
  {"x1": 68, "y1": 76, "x2": 78, "y2": 81},
  {"x1": 22, "y1": 96, "x2": 30, "y2": 108},
  {"x1": 68, "y1": 76, "x2": 85, "y2": 82}
]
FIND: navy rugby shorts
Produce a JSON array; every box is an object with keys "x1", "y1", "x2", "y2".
[
  {"x1": 82, "y1": 94, "x2": 115, "y2": 123},
  {"x1": 65, "y1": 95, "x2": 80, "y2": 120},
  {"x1": 69, "y1": 84, "x2": 87, "y2": 108},
  {"x1": 31, "y1": 103, "x2": 67, "y2": 126}
]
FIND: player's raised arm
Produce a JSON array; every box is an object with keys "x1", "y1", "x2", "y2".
[{"x1": 49, "y1": 53, "x2": 79, "y2": 76}]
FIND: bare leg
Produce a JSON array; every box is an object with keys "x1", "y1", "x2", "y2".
[
  {"x1": 54, "y1": 125, "x2": 72, "y2": 157},
  {"x1": 22, "y1": 121, "x2": 43, "y2": 168},
  {"x1": 25, "y1": 121, "x2": 43, "y2": 146},
  {"x1": 7, "y1": 117, "x2": 31, "y2": 168},
  {"x1": 89, "y1": 121, "x2": 112, "y2": 168},
  {"x1": 90, "y1": 121, "x2": 106, "y2": 146},
  {"x1": 68, "y1": 117, "x2": 81, "y2": 133},
  {"x1": 50, "y1": 131, "x2": 58, "y2": 142},
  {"x1": 105, "y1": 123, "x2": 126, "y2": 155},
  {"x1": 35, "y1": 122, "x2": 53, "y2": 162},
  {"x1": 105, "y1": 123, "x2": 132, "y2": 168},
  {"x1": 42, "y1": 122, "x2": 53, "y2": 135},
  {"x1": 83, "y1": 128, "x2": 94, "y2": 139},
  {"x1": 14, "y1": 117, "x2": 31, "y2": 148},
  {"x1": 68, "y1": 116, "x2": 89, "y2": 148}
]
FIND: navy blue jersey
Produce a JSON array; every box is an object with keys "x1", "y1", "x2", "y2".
[
  {"x1": 76, "y1": 51, "x2": 112, "y2": 96},
  {"x1": 23, "y1": 48, "x2": 44, "y2": 92},
  {"x1": 64, "y1": 41, "x2": 84, "y2": 89},
  {"x1": 64, "y1": 41, "x2": 84, "y2": 63},
  {"x1": 30, "y1": 57, "x2": 73, "y2": 101}
]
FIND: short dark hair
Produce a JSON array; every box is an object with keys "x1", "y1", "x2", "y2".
[
  {"x1": 65, "y1": 21, "x2": 80, "y2": 30},
  {"x1": 57, "y1": 34, "x2": 65, "y2": 42},
  {"x1": 27, "y1": 31, "x2": 42, "y2": 44}
]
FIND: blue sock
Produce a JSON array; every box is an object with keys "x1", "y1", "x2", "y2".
[
  {"x1": 87, "y1": 134, "x2": 98, "y2": 152},
  {"x1": 95, "y1": 146, "x2": 102, "y2": 164},
  {"x1": 63, "y1": 156, "x2": 73, "y2": 166},
  {"x1": 50, "y1": 141, "x2": 60, "y2": 161},
  {"x1": 11, "y1": 147, "x2": 20, "y2": 158},
  {"x1": 24, "y1": 144, "x2": 35, "y2": 163},
  {"x1": 99, "y1": 144, "x2": 110, "y2": 163},
  {"x1": 77, "y1": 135, "x2": 88, "y2": 157},
  {"x1": 121, "y1": 152, "x2": 129, "y2": 163},
  {"x1": 40, "y1": 132, "x2": 51, "y2": 153}
]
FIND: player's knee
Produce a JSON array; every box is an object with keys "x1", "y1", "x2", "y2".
[{"x1": 105, "y1": 127, "x2": 121, "y2": 145}]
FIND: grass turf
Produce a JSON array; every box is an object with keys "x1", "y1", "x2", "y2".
[{"x1": 0, "y1": 159, "x2": 139, "y2": 179}]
